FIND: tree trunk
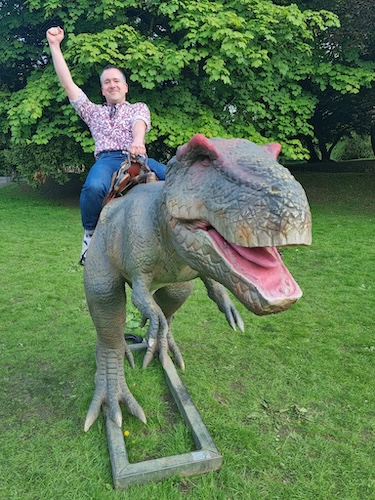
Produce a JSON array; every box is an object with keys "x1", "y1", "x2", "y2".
[
  {"x1": 371, "y1": 124, "x2": 375, "y2": 156},
  {"x1": 328, "y1": 129, "x2": 349, "y2": 158},
  {"x1": 318, "y1": 138, "x2": 331, "y2": 161},
  {"x1": 304, "y1": 136, "x2": 320, "y2": 162}
]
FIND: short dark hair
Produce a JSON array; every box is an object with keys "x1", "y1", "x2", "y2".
[{"x1": 100, "y1": 65, "x2": 127, "y2": 85}]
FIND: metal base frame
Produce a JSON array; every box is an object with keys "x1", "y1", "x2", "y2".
[{"x1": 104, "y1": 345, "x2": 222, "y2": 490}]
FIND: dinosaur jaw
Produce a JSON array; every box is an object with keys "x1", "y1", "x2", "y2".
[
  {"x1": 208, "y1": 228, "x2": 302, "y2": 313},
  {"x1": 170, "y1": 218, "x2": 303, "y2": 315}
]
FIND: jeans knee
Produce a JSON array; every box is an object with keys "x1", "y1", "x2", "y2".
[{"x1": 82, "y1": 179, "x2": 107, "y2": 200}]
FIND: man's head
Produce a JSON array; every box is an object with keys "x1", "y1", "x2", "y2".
[{"x1": 100, "y1": 65, "x2": 128, "y2": 105}]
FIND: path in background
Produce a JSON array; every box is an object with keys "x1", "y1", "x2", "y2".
[{"x1": 0, "y1": 176, "x2": 13, "y2": 188}]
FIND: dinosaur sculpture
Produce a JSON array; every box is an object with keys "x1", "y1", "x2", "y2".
[{"x1": 83, "y1": 134, "x2": 312, "y2": 432}]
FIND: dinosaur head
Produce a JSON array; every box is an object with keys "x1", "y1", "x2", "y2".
[{"x1": 164, "y1": 134, "x2": 312, "y2": 315}]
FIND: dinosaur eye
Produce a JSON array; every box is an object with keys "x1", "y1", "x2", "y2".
[{"x1": 200, "y1": 155, "x2": 211, "y2": 167}]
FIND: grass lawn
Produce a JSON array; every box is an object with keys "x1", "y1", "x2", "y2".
[{"x1": 0, "y1": 172, "x2": 374, "y2": 499}]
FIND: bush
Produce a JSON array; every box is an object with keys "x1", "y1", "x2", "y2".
[
  {"x1": 2, "y1": 137, "x2": 92, "y2": 186},
  {"x1": 332, "y1": 132, "x2": 374, "y2": 161}
]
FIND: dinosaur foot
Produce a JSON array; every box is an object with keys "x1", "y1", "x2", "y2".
[
  {"x1": 84, "y1": 346, "x2": 146, "y2": 432},
  {"x1": 142, "y1": 331, "x2": 185, "y2": 371}
]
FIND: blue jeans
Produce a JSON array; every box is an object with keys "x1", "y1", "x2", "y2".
[{"x1": 80, "y1": 151, "x2": 167, "y2": 231}]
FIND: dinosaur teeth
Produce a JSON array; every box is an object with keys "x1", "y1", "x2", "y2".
[
  {"x1": 209, "y1": 250, "x2": 222, "y2": 264},
  {"x1": 184, "y1": 232, "x2": 196, "y2": 248},
  {"x1": 240, "y1": 280, "x2": 250, "y2": 294},
  {"x1": 231, "y1": 275, "x2": 240, "y2": 286},
  {"x1": 192, "y1": 239, "x2": 202, "y2": 252},
  {"x1": 174, "y1": 230, "x2": 184, "y2": 246}
]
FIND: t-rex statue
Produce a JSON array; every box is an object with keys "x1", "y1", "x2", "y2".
[{"x1": 83, "y1": 134, "x2": 312, "y2": 432}]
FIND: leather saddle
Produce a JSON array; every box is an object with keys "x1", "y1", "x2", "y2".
[{"x1": 103, "y1": 154, "x2": 158, "y2": 206}]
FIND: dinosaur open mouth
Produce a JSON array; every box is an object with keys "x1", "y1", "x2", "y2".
[
  {"x1": 171, "y1": 216, "x2": 302, "y2": 305},
  {"x1": 204, "y1": 225, "x2": 302, "y2": 300}
]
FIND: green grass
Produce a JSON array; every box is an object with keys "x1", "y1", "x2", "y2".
[{"x1": 0, "y1": 174, "x2": 374, "y2": 499}]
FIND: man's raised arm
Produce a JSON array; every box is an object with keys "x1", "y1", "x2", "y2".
[{"x1": 46, "y1": 27, "x2": 80, "y2": 101}]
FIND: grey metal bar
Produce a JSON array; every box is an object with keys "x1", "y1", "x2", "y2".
[{"x1": 104, "y1": 347, "x2": 222, "y2": 489}]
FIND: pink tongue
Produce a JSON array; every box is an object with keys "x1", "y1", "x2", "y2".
[
  {"x1": 208, "y1": 229, "x2": 300, "y2": 299},
  {"x1": 229, "y1": 244, "x2": 279, "y2": 268}
]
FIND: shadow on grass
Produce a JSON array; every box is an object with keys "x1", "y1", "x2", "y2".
[{"x1": 18, "y1": 174, "x2": 83, "y2": 208}]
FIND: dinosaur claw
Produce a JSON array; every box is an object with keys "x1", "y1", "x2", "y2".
[
  {"x1": 84, "y1": 389, "x2": 104, "y2": 432},
  {"x1": 225, "y1": 306, "x2": 245, "y2": 332},
  {"x1": 125, "y1": 347, "x2": 135, "y2": 368},
  {"x1": 142, "y1": 355, "x2": 152, "y2": 369},
  {"x1": 201, "y1": 277, "x2": 245, "y2": 333},
  {"x1": 120, "y1": 391, "x2": 147, "y2": 425},
  {"x1": 168, "y1": 347, "x2": 185, "y2": 370},
  {"x1": 166, "y1": 333, "x2": 185, "y2": 370},
  {"x1": 85, "y1": 346, "x2": 147, "y2": 431},
  {"x1": 142, "y1": 344, "x2": 157, "y2": 368},
  {"x1": 133, "y1": 407, "x2": 147, "y2": 425},
  {"x1": 84, "y1": 421, "x2": 92, "y2": 433},
  {"x1": 84, "y1": 405, "x2": 100, "y2": 432},
  {"x1": 234, "y1": 311, "x2": 245, "y2": 332},
  {"x1": 159, "y1": 351, "x2": 172, "y2": 370},
  {"x1": 84, "y1": 420, "x2": 91, "y2": 433},
  {"x1": 110, "y1": 407, "x2": 123, "y2": 429},
  {"x1": 177, "y1": 357, "x2": 185, "y2": 370}
]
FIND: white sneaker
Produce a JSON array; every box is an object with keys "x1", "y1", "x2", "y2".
[{"x1": 79, "y1": 230, "x2": 94, "y2": 265}]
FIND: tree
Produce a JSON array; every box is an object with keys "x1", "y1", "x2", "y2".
[
  {"x1": 0, "y1": 0, "x2": 374, "y2": 182},
  {"x1": 276, "y1": 0, "x2": 375, "y2": 160}
]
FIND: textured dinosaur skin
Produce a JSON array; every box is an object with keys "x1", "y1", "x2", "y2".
[{"x1": 83, "y1": 134, "x2": 312, "y2": 431}]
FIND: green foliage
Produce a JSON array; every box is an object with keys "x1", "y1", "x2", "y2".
[
  {"x1": 3, "y1": 137, "x2": 93, "y2": 185},
  {"x1": 1, "y1": 0, "x2": 374, "y2": 181},
  {"x1": 332, "y1": 133, "x2": 374, "y2": 161},
  {"x1": 282, "y1": 0, "x2": 375, "y2": 160}
]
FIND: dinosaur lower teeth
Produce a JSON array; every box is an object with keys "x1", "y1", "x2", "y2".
[
  {"x1": 192, "y1": 240, "x2": 202, "y2": 252},
  {"x1": 240, "y1": 281, "x2": 250, "y2": 294},
  {"x1": 209, "y1": 251, "x2": 222, "y2": 264},
  {"x1": 184, "y1": 232, "x2": 196, "y2": 248}
]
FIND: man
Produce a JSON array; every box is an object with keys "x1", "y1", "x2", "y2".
[{"x1": 46, "y1": 26, "x2": 166, "y2": 264}]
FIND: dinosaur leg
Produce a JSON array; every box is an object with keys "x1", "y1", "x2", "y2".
[
  {"x1": 131, "y1": 280, "x2": 194, "y2": 369},
  {"x1": 152, "y1": 281, "x2": 195, "y2": 370},
  {"x1": 83, "y1": 255, "x2": 146, "y2": 432}
]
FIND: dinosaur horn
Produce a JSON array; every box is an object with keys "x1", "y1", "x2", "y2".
[
  {"x1": 261, "y1": 142, "x2": 282, "y2": 159},
  {"x1": 176, "y1": 134, "x2": 219, "y2": 162}
]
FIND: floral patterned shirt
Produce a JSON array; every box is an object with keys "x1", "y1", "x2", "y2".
[{"x1": 70, "y1": 90, "x2": 151, "y2": 158}]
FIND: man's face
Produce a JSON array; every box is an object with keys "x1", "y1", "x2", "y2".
[{"x1": 101, "y1": 68, "x2": 128, "y2": 105}]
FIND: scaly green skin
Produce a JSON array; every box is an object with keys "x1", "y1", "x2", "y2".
[{"x1": 83, "y1": 135, "x2": 312, "y2": 431}]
